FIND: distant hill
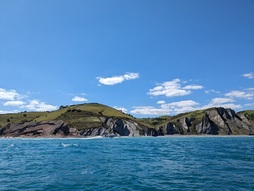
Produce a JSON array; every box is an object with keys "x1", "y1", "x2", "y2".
[{"x1": 0, "y1": 103, "x2": 253, "y2": 137}]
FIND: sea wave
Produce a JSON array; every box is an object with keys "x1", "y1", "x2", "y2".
[
  {"x1": 60, "y1": 143, "x2": 79, "y2": 147},
  {"x1": 0, "y1": 137, "x2": 254, "y2": 190}
]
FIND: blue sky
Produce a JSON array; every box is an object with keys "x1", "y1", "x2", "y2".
[{"x1": 0, "y1": 0, "x2": 254, "y2": 117}]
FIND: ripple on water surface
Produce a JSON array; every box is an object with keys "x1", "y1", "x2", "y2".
[{"x1": 0, "y1": 136, "x2": 254, "y2": 190}]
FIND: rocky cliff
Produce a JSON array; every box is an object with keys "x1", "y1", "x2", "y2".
[
  {"x1": 0, "y1": 117, "x2": 147, "y2": 138},
  {"x1": 153, "y1": 107, "x2": 254, "y2": 135},
  {"x1": 0, "y1": 120, "x2": 79, "y2": 137},
  {"x1": 0, "y1": 106, "x2": 253, "y2": 137}
]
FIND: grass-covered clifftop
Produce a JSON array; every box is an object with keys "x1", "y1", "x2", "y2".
[{"x1": 0, "y1": 103, "x2": 138, "y2": 129}]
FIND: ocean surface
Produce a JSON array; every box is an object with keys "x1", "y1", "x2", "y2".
[{"x1": 0, "y1": 136, "x2": 254, "y2": 191}]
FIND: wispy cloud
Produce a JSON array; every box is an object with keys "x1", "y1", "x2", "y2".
[
  {"x1": 183, "y1": 85, "x2": 203, "y2": 90},
  {"x1": 208, "y1": 98, "x2": 235, "y2": 104},
  {"x1": 204, "y1": 89, "x2": 220, "y2": 94},
  {"x1": 160, "y1": 100, "x2": 200, "y2": 114},
  {"x1": 0, "y1": 110, "x2": 19, "y2": 114},
  {"x1": 97, "y1": 72, "x2": 139, "y2": 85},
  {"x1": 72, "y1": 96, "x2": 88, "y2": 102},
  {"x1": 225, "y1": 90, "x2": 254, "y2": 100},
  {"x1": 0, "y1": 88, "x2": 22, "y2": 100},
  {"x1": 160, "y1": 100, "x2": 199, "y2": 108},
  {"x1": 157, "y1": 100, "x2": 166, "y2": 104},
  {"x1": 23, "y1": 100, "x2": 57, "y2": 112},
  {"x1": 0, "y1": 87, "x2": 58, "y2": 113},
  {"x1": 3, "y1": 100, "x2": 26, "y2": 107},
  {"x1": 242, "y1": 72, "x2": 254, "y2": 79},
  {"x1": 131, "y1": 96, "x2": 244, "y2": 116},
  {"x1": 113, "y1": 106, "x2": 128, "y2": 113},
  {"x1": 244, "y1": 102, "x2": 254, "y2": 107},
  {"x1": 131, "y1": 100, "x2": 200, "y2": 116},
  {"x1": 131, "y1": 106, "x2": 170, "y2": 115},
  {"x1": 148, "y1": 79, "x2": 203, "y2": 98},
  {"x1": 202, "y1": 97, "x2": 241, "y2": 109}
]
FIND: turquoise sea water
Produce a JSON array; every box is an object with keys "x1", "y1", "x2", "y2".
[{"x1": 0, "y1": 136, "x2": 254, "y2": 191}]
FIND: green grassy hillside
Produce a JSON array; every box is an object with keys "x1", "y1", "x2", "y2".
[
  {"x1": 138, "y1": 109, "x2": 207, "y2": 129},
  {"x1": 0, "y1": 103, "x2": 150, "y2": 129},
  {"x1": 0, "y1": 103, "x2": 253, "y2": 132}
]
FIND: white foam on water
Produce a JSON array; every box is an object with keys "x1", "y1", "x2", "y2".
[
  {"x1": 81, "y1": 169, "x2": 95, "y2": 175},
  {"x1": 61, "y1": 143, "x2": 79, "y2": 147},
  {"x1": 84, "y1": 136, "x2": 103, "y2": 140}
]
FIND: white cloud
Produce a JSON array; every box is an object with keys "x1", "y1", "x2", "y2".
[
  {"x1": 113, "y1": 106, "x2": 128, "y2": 113},
  {"x1": 148, "y1": 79, "x2": 203, "y2": 97},
  {"x1": 131, "y1": 100, "x2": 200, "y2": 116},
  {"x1": 243, "y1": 72, "x2": 254, "y2": 79},
  {"x1": 203, "y1": 97, "x2": 241, "y2": 109},
  {"x1": 161, "y1": 100, "x2": 199, "y2": 108},
  {"x1": 3, "y1": 100, "x2": 26, "y2": 107},
  {"x1": 131, "y1": 106, "x2": 170, "y2": 115},
  {"x1": 123, "y1": 73, "x2": 139, "y2": 80},
  {"x1": 225, "y1": 90, "x2": 254, "y2": 100},
  {"x1": 244, "y1": 102, "x2": 254, "y2": 107},
  {"x1": 161, "y1": 100, "x2": 200, "y2": 114},
  {"x1": 131, "y1": 96, "x2": 245, "y2": 116},
  {"x1": 157, "y1": 100, "x2": 166, "y2": 104},
  {"x1": 72, "y1": 96, "x2": 88, "y2": 102},
  {"x1": 205, "y1": 89, "x2": 220, "y2": 94},
  {"x1": 0, "y1": 88, "x2": 21, "y2": 100},
  {"x1": 0, "y1": 87, "x2": 58, "y2": 113},
  {"x1": 203, "y1": 103, "x2": 242, "y2": 110},
  {"x1": 97, "y1": 72, "x2": 139, "y2": 85},
  {"x1": 24, "y1": 100, "x2": 57, "y2": 112},
  {"x1": 209, "y1": 98, "x2": 235, "y2": 105},
  {"x1": 97, "y1": 76, "x2": 124, "y2": 85},
  {"x1": 0, "y1": 110, "x2": 19, "y2": 114},
  {"x1": 183, "y1": 85, "x2": 203, "y2": 90}
]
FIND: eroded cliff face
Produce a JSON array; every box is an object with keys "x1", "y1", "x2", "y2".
[
  {"x1": 197, "y1": 108, "x2": 253, "y2": 135},
  {"x1": 80, "y1": 117, "x2": 147, "y2": 137},
  {"x1": 0, "y1": 118, "x2": 147, "y2": 137},
  {"x1": 0, "y1": 107, "x2": 253, "y2": 137},
  {"x1": 156, "y1": 107, "x2": 254, "y2": 135},
  {"x1": 0, "y1": 120, "x2": 79, "y2": 137},
  {"x1": 195, "y1": 113, "x2": 219, "y2": 134}
]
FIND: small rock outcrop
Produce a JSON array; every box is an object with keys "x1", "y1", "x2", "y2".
[
  {"x1": 80, "y1": 118, "x2": 144, "y2": 137},
  {"x1": 196, "y1": 113, "x2": 219, "y2": 134},
  {"x1": 102, "y1": 118, "x2": 142, "y2": 136}
]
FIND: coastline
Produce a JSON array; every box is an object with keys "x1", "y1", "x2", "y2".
[{"x1": 0, "y1": 134, "x2": 253, "y2": 139}]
